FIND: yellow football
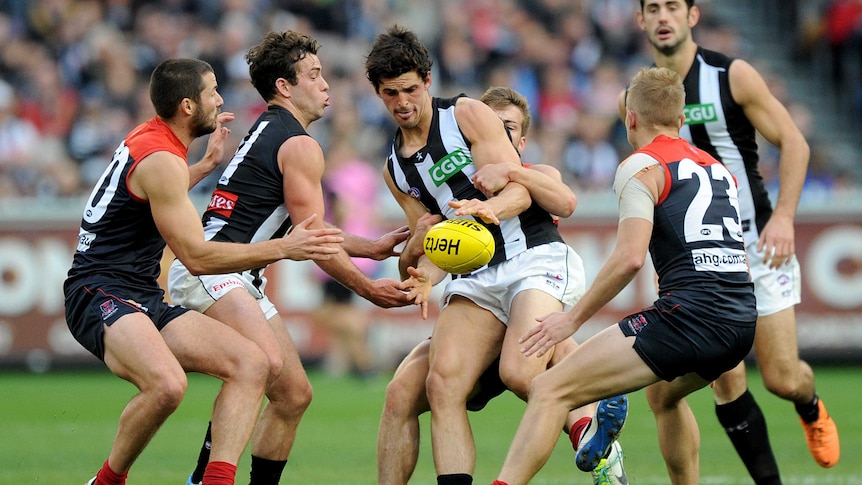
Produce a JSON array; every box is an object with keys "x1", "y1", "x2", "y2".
[{"x1": 423, "y1": 218, "x2": 495, "y2": 274}]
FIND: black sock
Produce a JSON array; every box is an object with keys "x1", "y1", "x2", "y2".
[
  {"x1": 249, "y1": 455, "x2": 287, "y2": 485},
  {"x1": 716, "y1": 390, "x2": 782, "y2": 485},
  {"x1": 795, "y1": 394, "x2": 820, "y2": 424},
  {"x1": 190, "y1": 422, "x2": 212, "y2": 483},
  {"x1": 437, "y1": 473, "x2": 473, "y2": 485}
]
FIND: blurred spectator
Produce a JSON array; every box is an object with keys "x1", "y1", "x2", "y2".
[
  {"x1": 0, "y1": 79, "x2": 39, "y2": 196},
  {"x1": 311, "y1": 140, "x2": 383, "y2": 378},
  {"x1": 561, "y1": 111, "x2": 618, "y2": 192},
  {"x1": 824, "y1": 0, "x2": 862, "y2": 93},
  {"x1": 17, "y1": 53, "x2": 79, "y2": 138},
  {"x1": 0, "y1": 0, "x2": 855, "y2": 201},
  {"x1": 0, "y1": 78, "x2": 79, "y2": 198}
]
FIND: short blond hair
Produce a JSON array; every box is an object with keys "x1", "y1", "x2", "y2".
[
  {"x1": 480, "y1": 86, "x2": 531, "y2": 135},
  {"x1": 626, "y1": 67, "x2": 684, "y2": 128}
]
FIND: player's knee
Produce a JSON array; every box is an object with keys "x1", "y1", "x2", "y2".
[
  {"x1": 645, "y1": 385, "x2": 676, "y2": 412},
  {"x1": 226, "y1": 345, "x2": 270, "y2": 388},
  {"x1": 498, "y1": 368, "x2": 531, "y2": 400},
  {"x1": 149, "y1": 370, "x2": 188, "y2": 412},
  {"x1": 268, "y1": 373, "x2": 313, "y2": 415},
  {"x1": 762, "y1": 374, "x2": 800, "y2": 399},
  {"x1": 387, "y1": 375, "x2": 429, "y2": 417},
  {"x1": 425, "y1": 369, "x2": 468, "y2": 408},
  {"x1": 523, "y1": 372, "x2": 568, "y2": 411},
  {"x1": 264, "y1": 352, "x2": 285, "y2": 384},
  {"x1": 286, "y1": 379, "x2": 313, "y2": 414}
]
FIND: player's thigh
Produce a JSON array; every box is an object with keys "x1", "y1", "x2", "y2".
[
  {"x1": 162, "y1": 309, "x2": 265, "y2": 379},
  {"x1": 536, "y1": 325, "x2": 657, "y2": 410},
  {"x1": 102, "y1": 312, "x2": 185, "y2": 386},
  {"x1": 499, "y1": 289, "x2": 562, "y2": 389},
  {"x1": 753, "y1": 306, "x2": 802, "y2": 377},
  {"x1": 428, "y1": 296, "x2": 503, "y2": 393},
  {"x1": 204, "y1": 287, "x2": 280, "y2": 357}
]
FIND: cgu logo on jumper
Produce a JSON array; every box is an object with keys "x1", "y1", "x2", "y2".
[
  {"x1": 683, "y1": 103, "x2": 718, "y2": 125},
  {"x1": 429, "y1": 148, "x2": 471, "y2": 186}
]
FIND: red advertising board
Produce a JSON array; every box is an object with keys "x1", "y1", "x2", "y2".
[{"x1": 0, "y1": 214, "x2": 860, "y2": 370}]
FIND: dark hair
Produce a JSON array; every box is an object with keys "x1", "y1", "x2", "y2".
[
  {"x1": 365, "y1": 25, "x2": 433, "y2": 92},
  {"x1": 246, "y1": 30, "x2": 321, "y2": 102},
  {"x1": 149, "y1": 58, "x2": 213, "y2": 119},
  {"x1": 640, "y1": 0, "x2": 695, "y2": 9}
]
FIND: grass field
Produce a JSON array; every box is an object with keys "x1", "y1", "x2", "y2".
[{"x1": 1, "y1": 366, "x2": 859, "y2": 484}]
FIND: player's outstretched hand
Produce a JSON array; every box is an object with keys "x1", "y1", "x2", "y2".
[
  {"x1": 200, "y1": 111, "x2": 236, "y2": 170},
  {"x1": 283, "y1": 214, "x2": 343, "y2": 261},
  {"x1": 366, "y1": 278, "x2": 413, "y2": 308},
  {"x1": 369, "y1": 225, "x2": 411, "y2": 260},
  {"x1": 400, "y1": 266, "x2": 434, "y2": 319},
  {"x1": 521, "y1": 311, "x2": 579, "y2": 357},
  {"x1": 416, "y1": 212, "x2": 444, "y2": 234},
  {"x1": 449, "y1": 199, "x2": 500, "y2": 225}
]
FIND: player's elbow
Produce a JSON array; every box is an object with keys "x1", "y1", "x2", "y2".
[
  {"x1": 557, "y1": 193, "x2": 578, "y2": 218},
  {"x1": 618, "y1": 250, "x2": 646, "y2": 274},
  {"x1": 178, "y1": 252, "x2": 212, "y2": 276},
  {"x1": 184, "y1": 261, "x2": 209, "y2": 276}
]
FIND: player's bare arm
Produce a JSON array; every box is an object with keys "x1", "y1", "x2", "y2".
[
  {"x1": 471, "y1": 163, "x2": 576, "y2": 218},
  {"x1": 281, "y1": 135, "x2": 411, "y2": 308},
  {"x1": 454, "y1": 97, "x2": 531, "y2": 223},
  {"x1": 187, "y1": 111, "x2": 235, "y2": 188},
  {"x1": 340, "y1": 225, "x2": 411, "y2": 261},
  {"x1": 730, "y1": 59, "x2": 809, "y2": 267},
  {"x1": 525, "y1": 159, "x2": 661, "y2": 357},
  {"x1": 133, "y1": 150, "x2": 342, "y2": 275},
  {"x1": 384, "y1": 167, "x2": 447, "y2": 317}
]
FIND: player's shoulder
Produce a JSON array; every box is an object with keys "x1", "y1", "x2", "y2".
[
  {"x1": 279, "y1": 132, "x2": 323, "y2": 170},
  {"x1": 453, "y1": 95, "x2": 502, "y2": 134},
  {"x1": 696, "y1": 46, "x2": 736, "y2": 68}
]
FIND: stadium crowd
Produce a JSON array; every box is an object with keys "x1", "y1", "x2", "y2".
[{"x1": 0, "y1": 0, "x2": 858, "y2": 201}]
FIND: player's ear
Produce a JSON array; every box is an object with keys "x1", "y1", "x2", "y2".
[
  {"x1": 688, "y1": 5, "x2": 700, "y2": 28},
  {"x1": 275, "y1": 78, "x2": 291, "y2": 99},
  {"x1": 180, "y1": 98, "x2": 194, "y2": 116}
]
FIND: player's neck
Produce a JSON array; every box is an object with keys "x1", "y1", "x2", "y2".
[
  {"x1": 272, "y1": 99, "x2": 315, "y2": 130},
  {"x1": 397, "y1": 118, "x2": 432, "y2": 156},
  {"x1": 654, "y1": 41, "x2": 698, "y2": 80},
  {"x1": 159, "y1": 116, "x2": 196, "y2": 148}
]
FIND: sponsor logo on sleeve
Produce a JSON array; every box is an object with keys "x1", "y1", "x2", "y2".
[{"x1": 207, "y1": 189, "x2": 239, "y2": 218}]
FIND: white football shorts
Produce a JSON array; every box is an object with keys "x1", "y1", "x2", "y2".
[
  {"x1": 746, "y1": 241, "x2": 802, "y2": 316},
  {"x1": 167, "y1": 259, "x2": 278, "y2": 319},
  {"x1": 441, "y1": 241, "x2": 585, "y2": 324}
]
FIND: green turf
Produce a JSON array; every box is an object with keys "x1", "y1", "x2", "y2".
[{"x1": 0, "y1": 366, "x2": 858, "y2": 484}]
